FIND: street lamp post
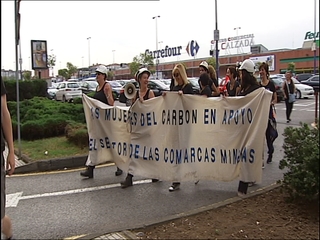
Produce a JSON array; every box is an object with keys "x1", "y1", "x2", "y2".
[
  {"x1": 313, "y1": 0, "x2": 317, "y2": 75},
  {"x1": 82, "y1": 56, "x2": 84, "y2": 67},
  {"x1": 152, "y1": 15, "x2": 160, "y2": 79},
  {"x1": 214, "y1": 0, "x2": 219, "y2": 79},
  {"x1": 112, "y1": 50, "x2": 116, "y2": 64},
  {"x1": 87, "y1": 37, "x2": 91, "y2": 67},
  {"x1": 50, "y1": 49, "x2": 54, "y2": 77},
  {"x1": 234, "y1": 27, "x2": 241, "y2": 56}
]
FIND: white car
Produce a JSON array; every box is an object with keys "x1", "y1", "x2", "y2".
[
  {"x1": 55, "y1": 82, "x2": 82, "y2": 102},
  {"x1": 282, "y1": 77, "x2": 314, "y2": 99}
]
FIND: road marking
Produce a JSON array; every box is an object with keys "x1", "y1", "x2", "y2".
[
  {"x1": 64, "y1": 234, "x2": 87, "y2": 240},
  {"x1": 11, "y1": 163, "x2": 115, "y2": 177},
  {"x1": 6, "y1": 180, "x2": 152, "y2": 207}
]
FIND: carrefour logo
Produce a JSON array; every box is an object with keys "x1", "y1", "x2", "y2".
[
  {"x1": 145, "y1": 40, "x2": 200, "y2": 59},
  {"x1": 186, "y1": 40, "x2": 200, "y2": 57}
]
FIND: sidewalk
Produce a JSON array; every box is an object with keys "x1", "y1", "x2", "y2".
[{"x1": 3, "y1": 145, "x2": 26, "y2": 168}]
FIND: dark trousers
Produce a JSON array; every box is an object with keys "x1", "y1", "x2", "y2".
[
  {"x1": 285, "y1": 100, "x2": 294, "y2": 121},
  {"x1": 238, "y1": 181, "x2": 248, "y2": 194},
  {"x1": 266, "y1": 124, "x2": 274, "y2": 156}
]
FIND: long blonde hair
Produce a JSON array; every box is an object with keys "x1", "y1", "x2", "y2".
[
  {"x1": 208, "y1": 65, "x2": 217, "y2": 80},
  {"x1": 172, "y1": 63, "x2": 188, "y2": 87}
]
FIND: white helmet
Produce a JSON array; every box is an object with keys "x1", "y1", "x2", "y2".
[
  {"x1": 135, "y1": 68, "x2": 150, "y2": 80},
  {"x1": 96, "y1": 65, "x2": 108, "y2": 74},
  {"x1": 238, "y1": 59, "x2": 255, "y2": 73},
  {"x1": 199, "y1": 61, "x2": 209, "y2": 71}
]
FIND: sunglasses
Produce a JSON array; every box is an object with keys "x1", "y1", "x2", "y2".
[{"x1": 174, "y1": 73, "x2": 180, "y2": 78}]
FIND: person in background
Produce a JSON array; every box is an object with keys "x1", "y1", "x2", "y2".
[
  {"x1": 225, "y1": 66, "x2": 241, "y2": 96},
  {"x1": 282, "y1": 70, "x2": 296, "y2": 123},
  {"x1": 198, "y1": 73, "x2": 212, "y2": 97},
  {"x1": 164, "y1": 63, "x2": 194, "y2": 192},
  {"x1": 80, "y1": 65, "x2": 123, "y2": 179},
  {"x1": 236, "y1": 59, "x2": 261, "y2": 197},
  {"x1": 121, "y1": 68, "x2": 159, "y2": 188},
  {"x1": 199, "y1": 61, "x2": 220, "y2": 97},
  {"x1": 1, "y1": 77, "x2": 15, "y2": 240}
]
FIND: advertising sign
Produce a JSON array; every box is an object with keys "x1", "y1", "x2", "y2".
[
  {"x1": 211, "y1": 34, "x2": 254, "y2": 50},
  {"x1": 31, "y1": 40, "x2": 48, "y2": 70},
  {"x1": 249, "y1": 55, "x2": 275, "y2": 72}
]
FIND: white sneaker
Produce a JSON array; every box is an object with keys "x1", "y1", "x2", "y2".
[
  {"x1": 169, "y1": 183, "x2": 180, "y2": 192},
  {"x1": 262, "y1": 162, "x2": 265, "y2": 169}
]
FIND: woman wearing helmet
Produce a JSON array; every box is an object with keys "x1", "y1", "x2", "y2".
[
  {"x1": 199, "y1": 61, "x2": 220, "y2": 97},
  {"x1": 80, "y1": 65, "x2": 123, "y2": 179},
  {"x1": 121, "y1": 68, "x2": 159, "y2": 188},
  {"x1": 237, "y1": 59, "x2": 261, "y2": 197}
]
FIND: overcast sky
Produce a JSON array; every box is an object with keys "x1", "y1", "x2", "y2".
[{"x1": 1, "y1": 0, "x2": 319, "y2": 74}]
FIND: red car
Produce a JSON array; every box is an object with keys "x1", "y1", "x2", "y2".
[{"x1": 219, "y1": 76, "x2": 230, "y2": 93}]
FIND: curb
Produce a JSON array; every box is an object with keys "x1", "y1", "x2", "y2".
[
  {"x1": 13, "y1": 155, "x2": 88, "y2": 174},
  {"x1": 83, "y1": 182, "x2": 282, "y2": 239}
]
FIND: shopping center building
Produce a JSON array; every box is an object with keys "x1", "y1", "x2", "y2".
[{"x1": 78, "y1": 31, "x2": 319, "y2": 80}]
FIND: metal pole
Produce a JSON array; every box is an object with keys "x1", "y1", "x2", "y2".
[
  {"x1": 14, "y1": 0, "x2": 21, "y2": 158},
  {"x1": 87, "y1": 37, "x2": 91, "y2": 67},
  {"x1": 215, "y1": 0, "x2": 219, "y2": 79},
  {"x1": 19, "y1": 40, "x2": 22, "y2": 80},
  {"x1": 153, "y1": 16, "x2": 160, "y2": 79},
  {"x1": 313, "y1": 0, "x2": 317, "y2": 75}
]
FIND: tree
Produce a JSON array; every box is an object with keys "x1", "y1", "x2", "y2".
[
  {"x1": 288, "y1": 62, "x2": 295, "y2": 73},
  {"x1": 48, "y1": 54, "x2": 56, "y2": 77},
  {"x1": 107, "y1": 71, "x2": 114, "y2": 80},
  {"x1": 58, "y1": 62, "x2": 78, "y2": 80},
  {"x1": 207, "y1": 57, "x2": 216, "y2": 68},
  {"x1": 23, "y1": 71, "x2": 31, "y2": 81},
  {"x1": 129, "y1": 53, "x2": 155, "y2": 76}
]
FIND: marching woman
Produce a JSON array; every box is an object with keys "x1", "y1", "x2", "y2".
[
  {"x1": 164, "y1": 63, "x2": 194, "y2": 191},
  {"x1": 80, "y1": 65, "x2": 123, "y2": 178},
  {"x1": 120, "y1": 68, "x2": 159, "y2": 188},
  {"x1": 199, "y1": 61, "x2": 220, "y2": 96},
  {"x1": 259, "y1": 62, "x2": 277, "y2": 164},
  {"x1": 236, "y1": 59, "x2": 262, "y2": 197},
  {"x1": 225, "y1": 66, "x2": 241, "y2": 96}
]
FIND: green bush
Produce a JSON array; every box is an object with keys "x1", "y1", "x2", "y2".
[
  {"x1": 8, "y1": 97, "x2": 86, "y2": 140},
  {"x1": 279, "y1": 122, "x2": 319, "y2": 201},
  {"x1": 65, "y1": 122, "x2": 88, "y2": 148}
]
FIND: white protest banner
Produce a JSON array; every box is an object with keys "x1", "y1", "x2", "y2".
[{"x1": 82, "y1": 88, "x2": 272, "y2": 183}]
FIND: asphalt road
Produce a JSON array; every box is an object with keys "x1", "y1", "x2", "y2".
[{"x1": 5, "y1": 97, "x2": 318, "y2": 239}]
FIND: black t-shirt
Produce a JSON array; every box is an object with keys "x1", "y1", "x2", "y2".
[
  {"x1": 226, "y1": 81, "x2": 240, "y2": 96},
  {"x1": 1, "y1": 78, "x2": 7, "y2": 151},
  {"x1": 93, "y1": 82, "x2": 112, "y2": 105},
  {"x1": 260, "y1": 80, "x2": 276, "y2": 93},
  {"x1": 200, "y1": 85, "x2": 212, "y2": 97},
  {"x1": 172, "y1": 83, "x2": 194, "y2": 94},
  {"x1": 238, "y1": 84, "x2": 261, "y2": 96},
  {"x1": 135, "y1": 89, "x2": 151, "y2": 101}
]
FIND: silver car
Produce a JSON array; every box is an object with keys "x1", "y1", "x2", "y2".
[{"x1": 55, "y1": 82, "x2": 82, "y2": 102}]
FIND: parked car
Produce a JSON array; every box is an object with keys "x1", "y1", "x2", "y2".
[
  {"x1": 160, "y1": 79, "x2": 172, "y2": 87},
  {"x1": 295, "y1": 73, "x2": 314, "y2": 82},
  {"x1": 55, "y1": 82, "x2": 82, "y2": 102},
  {"x1": 269, "y1": 77, "x2": 284, "y2": 102},
  {"x1": 79, "y1": 80, "x2": 98, "y2": 95},
  {"x1": 47, "y1": 83, "x2": 59, "y2": 100},
  {"x1": 119, "y1": 81, "x2": 140, "y2": 105},
  {"x1": 116, "y1": 79, "x2": 132, "y2": 86},
  {"x1": 148, "y1": 79, "x2": 170, "y2": 96},
  {"x1": 301, "y1": 75, "x2": 319, "y2": 90},
  {"x1": 219, "y1": 77, "x2": 229, "y2": 93},
  {"x1": 282, "y1": 77, "x2": 314, "y2": 99},
  {"x1": 188, "y1": 78, "x2": 200, "y2": 94},
  {"x1": 108, "y1": 80, "x2": 123, "y2": 100}
]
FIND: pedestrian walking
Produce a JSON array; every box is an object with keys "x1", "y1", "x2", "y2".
[
  {"x1": 163, "y1": 63, "x2": 194, "y2": 192},
  {"x1": 236, "y1": 59, "x2": 262, "y2": 197},
  {"x1": 259, "y1": 62, "x2": 277, "y2": 164},
  {"x1": 80, "y1": 65, "x2": 123, "y2": 179},
  {"x1": 121, "y1": 68, "x2": 159, "y2": 188},
  {"x1": 282, "y1": 70, "x2": 296, "y2": 123},
  {"x1": 1, "y1": 77, "x2": 15, "y2": 240}
]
